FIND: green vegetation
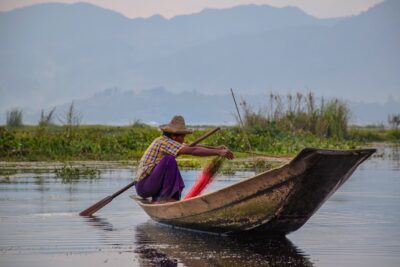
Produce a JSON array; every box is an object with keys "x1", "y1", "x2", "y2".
[
  {"x1": 0, "y1": 122, "x2": 397, "y2": 162},
  {"x1": 54, "y1": 163, "x2": 100, "y2": 182},
  {"x1": 348, "y1": 126, "x2": 400, "y2": 143},
  {"x1": 0, "y1": 93, "x2": 398, "y2": 161},
  {"x1": 240, "y1": 92, "x2": 350, "y2": 140},
  {"x1": 0, "y1": 124, "x2": 159, "y2": 161},
  {"x1": 0, "y1": 123, "x2": 367, "y2": 162}
]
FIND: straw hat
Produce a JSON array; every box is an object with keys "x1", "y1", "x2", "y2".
[{"x1": 160, "y1": 115, "x2": 193, "y2": 134}]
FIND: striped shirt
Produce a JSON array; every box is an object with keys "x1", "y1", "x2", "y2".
[{"x1": 135, "y1": 136, "x2": 183, "y2": 181}]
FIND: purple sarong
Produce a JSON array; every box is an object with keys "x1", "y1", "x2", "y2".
[{"x1": 135, "y1": 155, "x2": 185, "y2": 201}]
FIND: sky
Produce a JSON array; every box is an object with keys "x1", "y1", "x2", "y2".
[{"x1": 0, "y1": 0, "x2": 384, "y2": 19}]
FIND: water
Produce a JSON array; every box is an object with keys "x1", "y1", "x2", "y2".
[{"x1": 0, "y1": 146, "x2": 399, "y2": 267}]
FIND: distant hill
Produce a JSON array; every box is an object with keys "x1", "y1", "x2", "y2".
[
  {"x1": 0, "y1": 0, "x2": 399, "y2": 116},
  {"x1": 20, "y1": 87, "x2": 400, "y2": 126},
  {"x1": 142, "y1": 0, "x2": 399, "y2": 98},
  {"x1": 22, "y1": 87, "x2": 240, "y2": 125}
]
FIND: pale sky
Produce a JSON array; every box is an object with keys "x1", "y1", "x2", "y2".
[{"x1": 0, "y1": 0, "x2": 385, "y2": 19}]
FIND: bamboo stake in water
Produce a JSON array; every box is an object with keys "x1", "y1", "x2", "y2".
[{"x1": 230, "y1": 88, "x2": 253, "y2": 156}]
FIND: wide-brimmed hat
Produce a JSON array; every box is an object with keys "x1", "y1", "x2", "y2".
[{"x1": 159, "y1": 115, "x2": 193, "y2": 134}]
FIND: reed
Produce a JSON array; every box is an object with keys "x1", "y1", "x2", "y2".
[
  {"x1": 6, "y1": 108, "x2": 23, "y2": 127},
  {"x1": 388, "y1": 114, "x2": 400, "y2": 130},
  {"x1": 39, "y1": 107, "x2": 56, "y2": 127},
  {"x1": 239, "y1": 92, "x2": 350, "y2": 140}
]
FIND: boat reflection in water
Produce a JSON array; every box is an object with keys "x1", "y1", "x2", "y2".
[{"x1": 135, "y1": 222, "x2": 314, "y2": 267}]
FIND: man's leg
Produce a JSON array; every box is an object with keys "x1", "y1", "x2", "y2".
[
  {"x1": 157, "y1": 155, "x2": 185, "y2": 201},
  {"x1": 135, "y1": 155, "x2": 184, "y2": 201}
]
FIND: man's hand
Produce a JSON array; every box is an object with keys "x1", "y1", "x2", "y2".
[{"x1": 218, "y1": 148, "x2": 234, "y2": 160}]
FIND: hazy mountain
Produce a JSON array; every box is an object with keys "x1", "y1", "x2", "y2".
[
  {"x1": 0, "y1": 0, "x2": 399, "y2": 119},
  {"x1": 0, "y1": 2, "x2": 336, "y2": 111},
  {"x1": 25, "y1": 87, "x2": 241, "y2": 125},
  {"x1": 142, "y1": 0, "x2": 400, "y2": 98},
  {"x1": 350, "y1": 96, "x2": 400, "y2": 125},
  {"x1": 19, "y1": 87, "x2": 400, "y2": 126}
]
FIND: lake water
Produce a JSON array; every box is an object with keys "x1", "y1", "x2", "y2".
[{"x1": 0, "y1": 146, "x2": 399, "y2": 267}]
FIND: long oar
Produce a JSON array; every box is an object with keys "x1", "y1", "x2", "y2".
[{"x1": 79, "y1": 127, "x2": 220, "y2": 216}]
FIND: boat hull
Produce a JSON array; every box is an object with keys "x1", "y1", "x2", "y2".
[{"x1": 133, "y1": 148, "x2": 375, "y2": 235}]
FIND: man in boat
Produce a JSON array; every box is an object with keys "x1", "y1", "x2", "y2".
[{"x1": 134, "y1": 115, "x2": 234, "y2": 203}]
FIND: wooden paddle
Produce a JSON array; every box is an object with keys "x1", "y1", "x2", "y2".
[{"x1": 79, "y1": 127, "x2": 220, "y2": 216}]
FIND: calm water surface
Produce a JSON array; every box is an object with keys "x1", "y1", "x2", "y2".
[{"x1": 0, "y1": 146, "x2": 399, "y2": 267}]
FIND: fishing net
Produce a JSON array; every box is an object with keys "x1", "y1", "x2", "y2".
[{"x1": 184, "y1": 157, "x2": 224, "y2": 199}]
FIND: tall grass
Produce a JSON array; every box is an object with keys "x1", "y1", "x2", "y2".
[
  {"x1": 61, "y1": 101, "x2": 82, "y2": 126},
  {"x1": 6, "y1": 108, "x2": 23, "y2": 127},
  {"x1": 240, "y1": 92, "x2": 350, "y2": 140},
  {"x1": 39, "y1": 107, "x2": 56, "y2": 126},
  {"x1": 388, "y1": 114, "x2": 400, "y2": 130}
]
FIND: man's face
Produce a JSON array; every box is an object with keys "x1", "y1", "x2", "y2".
[{"x1": 172, "y1": 134, "x2": 186, "y2": 144}]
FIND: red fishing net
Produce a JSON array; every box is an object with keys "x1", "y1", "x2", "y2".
[{"x1": 184, "y1": 157, "x2": 224, "y2": 199}]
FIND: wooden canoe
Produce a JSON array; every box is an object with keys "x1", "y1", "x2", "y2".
[{"x1": 132, "y1": 148, "x2": 375, "y2": 235}]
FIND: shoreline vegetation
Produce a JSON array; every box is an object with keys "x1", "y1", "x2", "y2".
[
  {"x1": 0, "y1": 123, "x2": 397, "y2": 161},
  {"x1": 1, "y1": 93, "x2": 398, "y2": 167}
]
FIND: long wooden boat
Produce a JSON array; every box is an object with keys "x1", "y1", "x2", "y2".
[{"x1": 133, "y1": 148, "x2": 375, "y2": 235}]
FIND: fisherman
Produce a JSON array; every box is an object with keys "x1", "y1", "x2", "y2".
[{"x1": 134, "y1": 115, "x2": 234, "y2": 203}]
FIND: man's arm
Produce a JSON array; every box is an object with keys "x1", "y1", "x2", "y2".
[
  {"x1": 193, "y1": 144, "x2": 227, "y2": 150},
  {"x1": 178, "y1": 146, "x2": 234, "y2": 160}
]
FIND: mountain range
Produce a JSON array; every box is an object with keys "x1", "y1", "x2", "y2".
[
  {"x1": 20, "y1": 87, "x2": 400, "y2": 126},
  {"x1": 0, "y1": 0, "x2": 399, "y2": 124}
]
